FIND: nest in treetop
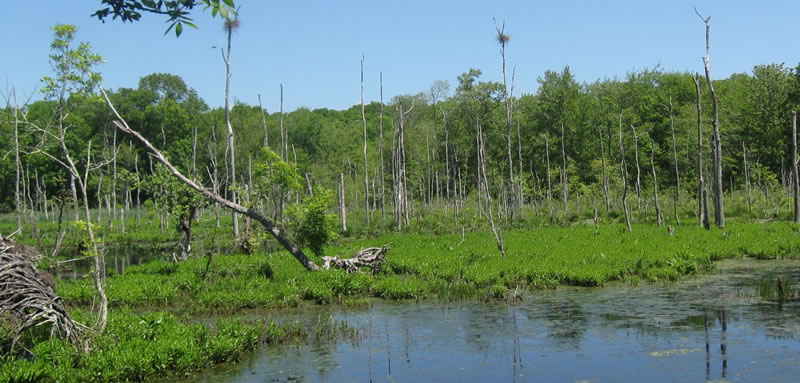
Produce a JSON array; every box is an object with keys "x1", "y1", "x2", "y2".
[
  {"x1": 224, "y1": 17, "x2": 240, "y2": 31},
  {"x1": 496, "y1": 32, "x2": 510, "y2": 44}
]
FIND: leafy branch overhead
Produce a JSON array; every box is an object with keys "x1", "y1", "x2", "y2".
[{"x1": 92, "y1": 0, "x2": 236, "y2": 37}]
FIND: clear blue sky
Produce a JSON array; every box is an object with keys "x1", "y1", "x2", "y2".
[{"x1": 2, "y1": 1, "x2": 798, "y2": 112}]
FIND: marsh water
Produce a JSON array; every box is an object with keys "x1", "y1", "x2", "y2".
[{"x1": 159, "y1": 259, "x2": 800, "y2": 382}]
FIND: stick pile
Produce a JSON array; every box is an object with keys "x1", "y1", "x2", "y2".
[
  {"x1": 0, "y1": 235, "x2": 84, "y2": 350},
  {"x1": 322, "y1": 246, "x2": 389, "y2": 274}
]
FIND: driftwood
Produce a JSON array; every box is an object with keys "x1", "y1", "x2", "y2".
[
  {"x1": 0, "y1": 234, "x2": 85, "y2": 350},
  {"x1": 322, "y1": 246, "x2": 389, "y2": 274}
]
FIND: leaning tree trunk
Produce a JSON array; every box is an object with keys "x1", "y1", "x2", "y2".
[{"x1": 102, "y1": 88, "x2": 320, "y2": 272}]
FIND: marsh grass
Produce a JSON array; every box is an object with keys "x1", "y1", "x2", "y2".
[
  {"x1": 50, "y1": 222, "x2": 800, "y2": 314},
  {"x1": 0, "y1": 309, "x2": 358, "y2": 383}
]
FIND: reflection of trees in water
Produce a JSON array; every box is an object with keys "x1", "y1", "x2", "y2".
[{"x1": 537, "y1": 297, "x2": 588, "y2": 349}]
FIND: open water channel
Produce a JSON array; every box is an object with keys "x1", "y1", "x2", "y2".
[{"x1": 165, "y1": 259, "x2": 800, "y2": 382}]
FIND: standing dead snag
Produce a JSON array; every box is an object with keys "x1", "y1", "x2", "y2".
[
  {"x1": 793, "y1": 111, "x2": 799, "y2": 224},
  {"x1": 695, "y1": 7, "x2": 725, "y2": 228},
  {"x1": 619, "y1": 110, "x2": 632, "y2": 232},
  {"x1": 360, "y1": 55, "x2": 370, "y2": 228},
  {"x1": 477, "y1": 118, "x2": 506, "y2": 257},
  {"x1": 694, "y1": 74, "x2": 711, "y2": 229},
  {"x1": 222, "y1": 11, "x2": 241, "y2": 240}
]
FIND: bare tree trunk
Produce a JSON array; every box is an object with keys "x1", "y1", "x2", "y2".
[
  {"x1": 222, "y1": 20, "x2": 239, "y2": 240},
  {"x1": 743, "y1": 141, "x2": 752, "y2": 214},
  {"x1": 103, "y1": 88, "x2": 320, "y2": 271},
  {"x1": 338, "y1": 172, "x2": 347, "y2": 232},
  {"x1": 694, "y1": 74, "x2": 711, "y2": 229},
  {"x1": 651, "y1": 139, "x2": 663, "y2": 226},
  {"x1": 630, "y1": 125, "x2": 642, "y2": 213},
  {"x1": 598, "y1": 127, "x2": 610, "y2": 212},
  {"x1": 494, "y1": 19, "x2": 515, "y2": 220},
  {"x1": 258, "y1": 93, "x2": 269, "y2": 149},
  {"x1": 545, "y1": 135, "x2": 552, "y2": 202},
  {"x1": 696, "y1": 8, "x2": 725, "y2": 228},
  {"x1": 379, "y1": 73, "x2": 386, "y2": 221},
  {"x1": 561, "y1": 123, "x2": 568, "y2": 213},
  {"x1": 478, "y1": 118, "x2": 505, "y2": 257},
  {"x1": 619, "y1": 112, "x2": 632, "y2": 232},
  {"x1": 280, "y1": 84, "x2": 286, "y2": 160},
  {"x1": 443, "y1": 109, "x2": 451, "y2": 213},
  {"x1": 11, "y1": 89, "x2": 22, "y2": 233},
  {"x1": 793, "y1": 111, "x2": 799, "y2": 224},
  {"x1": 668, "y1": 96, "x2": 681, "y2": 225},
  {"x1": 360, "y1": 55, "x2": 370, "y2": 227}
]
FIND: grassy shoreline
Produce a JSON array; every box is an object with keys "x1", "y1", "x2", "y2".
[{"x1": 3, "y1": 222, "x2": 799, "y2": 382}]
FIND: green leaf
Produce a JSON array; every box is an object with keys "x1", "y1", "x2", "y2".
[
  {"x1": 223, "y1": 0, "x2": 235, "y2": 8},
  {"x1": 142, "y1": 0, "x2": 157, "y2": 9},
  {"x1": 175, "y1": 21, "x2": 183, "y2": 37},
  {"x1": 218, "y1": 6, "x2": 228, "y2": 19}
]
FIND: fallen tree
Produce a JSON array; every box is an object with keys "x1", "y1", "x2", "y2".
[
  {"x1": 101, "y1": 88, "x2": 385, "y2": 272},
  {"x1": 0, "y1": 234, "x2": 85, "y2": 351}
]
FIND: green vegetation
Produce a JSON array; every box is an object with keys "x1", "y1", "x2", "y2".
[
  {"x1": 49, "y1": 222, "x2": 800, "y2": 314},
  {"x1": 0, "y1": 309, "x2": 356, "y2": 383}
]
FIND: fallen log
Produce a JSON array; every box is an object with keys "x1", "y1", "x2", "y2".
[
  {"x1": 0, "y1": 234, "x2": 85, "y2": 351},
  {"x1": 322, "y1": 246, "x2": 389, "y2": 274}
]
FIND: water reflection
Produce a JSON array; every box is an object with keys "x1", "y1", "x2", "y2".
[{"x1": 170, "y1": 259, "x2": 800, "y2": 383}]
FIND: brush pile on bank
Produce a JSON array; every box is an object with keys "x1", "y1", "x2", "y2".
[{"x1": 0, "y1": 234, "x2": 84, "y2": 350}]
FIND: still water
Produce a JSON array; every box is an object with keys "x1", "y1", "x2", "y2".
[{"x1": 183, "y1": 259, "x2": 800, "y2": 382}]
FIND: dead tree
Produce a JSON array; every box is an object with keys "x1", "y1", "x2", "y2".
[
  {"x1": 561, "y1": 123, "x2": 568, "y2": 213},
  {"x1": 694, "y1": 74, "x2": 711, "y2": 229},
  {"x1": 379, "y1": 73, "x2": 386, "y2": 220},
  {"x1": 742, "y1": 142, "x2": 752, "y2": 214},
  {"x1": 222, "y1": 13, "x2": 240, "y2": 239},
  {"x1": 598, "y1": 126, "x2": 610, "y2": 212},
  {"x1": 619, "y1": 111, "x2": 632, "y2": 232},
  {"x1": 102, "y1": 88, "x2": 319, "y2": 272},
  {"x1": 494, "y1": 18, "x2": 516, "y2": 219},
  {"x1": 651, "y1": 139, "x2": 663, "y2": 226},
  {"x1": 393, "y1": 102, "x2": 413, "y2": 230},
  {"x1": 477, "y1": 118, "x2": 506, "y2": 257},
  {"x1": 696, "y1": 7, "x2": 725, "y2": 228},
  {"x1": 793, "y1": 111, "x2": 799, "y2": 224},
  {"x1": 665, "y1": 96, "x2": 681, "y2": 225},
  {"x1": 258, "y1": 93, "x2": 269, "y2": 148},
  {"x1": 360, "y1": 55, "x2": 370, "y2": 227},
  {"x1": 630, "y1": 125, "x2": 643, "y2": 213},
  {"x1": 338, "y1": 172, "x2": 347, "y2": 232}
]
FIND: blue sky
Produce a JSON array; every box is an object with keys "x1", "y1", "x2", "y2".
[{"x1": 2, "y1": 1, "x2": 799, "y2": 112}]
